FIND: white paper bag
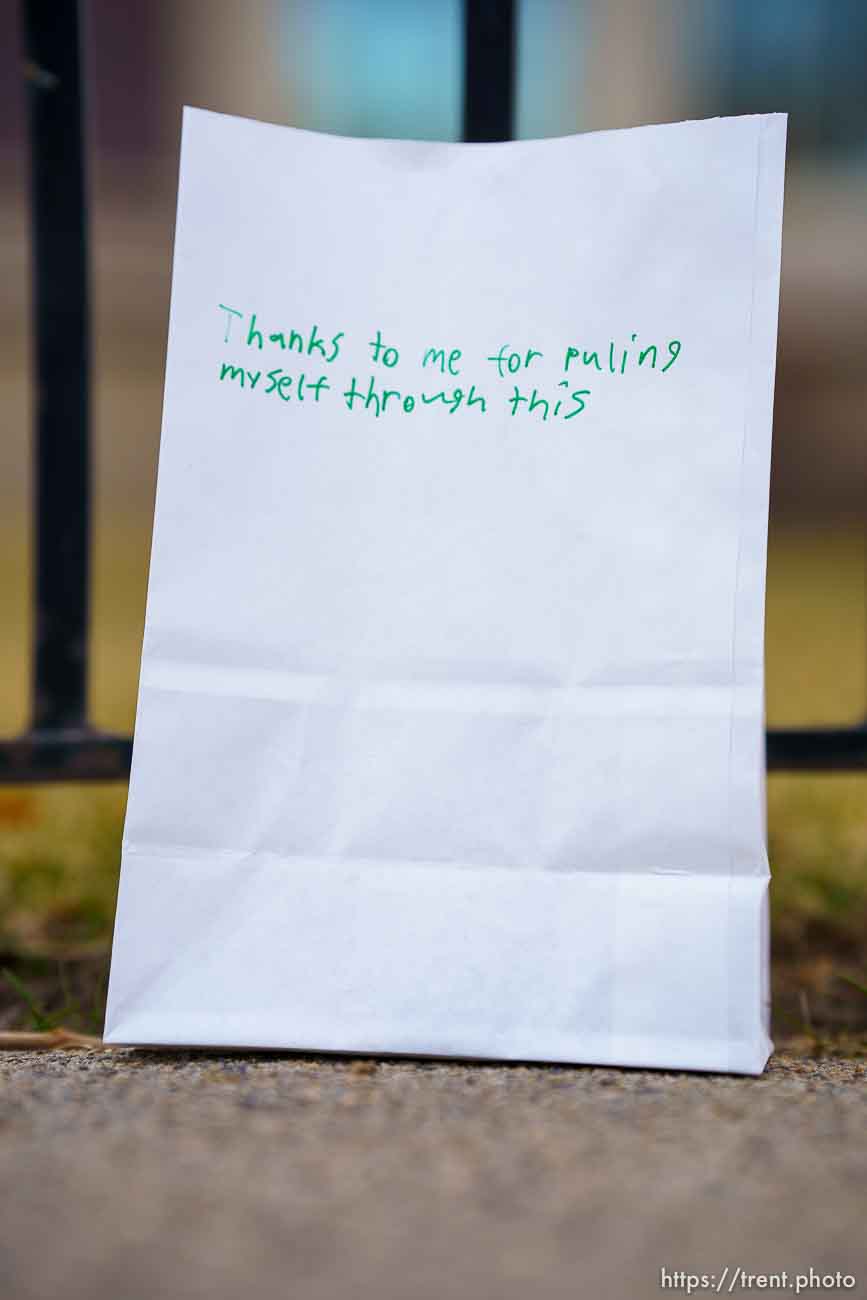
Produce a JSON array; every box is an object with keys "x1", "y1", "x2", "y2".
[{"x1": 105, "y1": 109, "x2": 786, "y2": 1073}]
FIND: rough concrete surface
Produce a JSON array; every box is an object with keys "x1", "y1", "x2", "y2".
[{"x1": 0, "y1": 1049, "x2": 864, "y2": 1300}]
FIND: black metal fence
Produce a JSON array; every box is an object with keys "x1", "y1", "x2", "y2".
[{"x1": 1, "y1": 0, "x2": 865, "y2": 784}]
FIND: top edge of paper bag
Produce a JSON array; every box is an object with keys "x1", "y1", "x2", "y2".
[{"x1": 179, "y1": 105, "x2": 787, "y2": 153}]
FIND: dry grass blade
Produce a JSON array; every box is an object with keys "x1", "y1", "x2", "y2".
[{"x1": 0, "y1": 1027, "x2": 104, "y2": 1050}]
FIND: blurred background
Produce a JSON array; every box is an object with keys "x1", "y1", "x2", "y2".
[{"x1": 0, "y1": 0, "x2": 865, "y2": 1040}]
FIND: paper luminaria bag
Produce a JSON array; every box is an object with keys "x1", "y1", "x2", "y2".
[{"x1": 105, "y1": 109, "x2": 786, "y2": 1074}]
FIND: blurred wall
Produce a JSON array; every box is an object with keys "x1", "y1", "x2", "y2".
[{"x1": 2, "y1": 0, "x2": 865, "y2": 536}]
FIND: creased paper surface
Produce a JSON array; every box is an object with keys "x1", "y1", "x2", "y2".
[{"x1": 106, "y1": 110, "x2": 786, "y2": 1073}]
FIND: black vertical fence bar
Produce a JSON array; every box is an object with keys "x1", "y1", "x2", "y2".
[
  {"x1": 0, "y1": 0, "x2": 131, "y2": 781},
  {"x1": 463, "y1": 0, "x2": 516, "y2": 142},
  {"x1": 24, "y1": 0, "x2": 89, "y2": 731}
]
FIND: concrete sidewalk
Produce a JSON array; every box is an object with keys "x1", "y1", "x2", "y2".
[{"x1": 1, "y1": 1050, "x2": 864, "y2": 1300}]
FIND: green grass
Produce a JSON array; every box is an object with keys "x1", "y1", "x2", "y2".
[
  {"x1": 0, "y1": 784, "x2": 125, "y2": 956},
  {"x1": 0, "y1": 519, "x2": 865, "y2": 1038}
]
